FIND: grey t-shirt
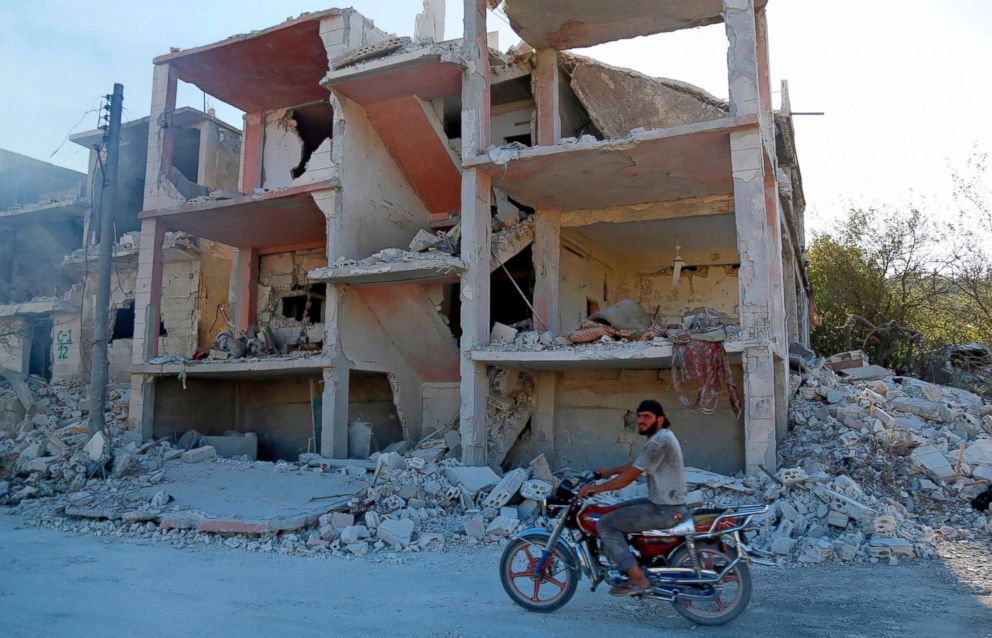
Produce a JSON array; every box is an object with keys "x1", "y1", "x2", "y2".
[{"x1": 633, "y1": 428, "x2": 686, "y2": 506}]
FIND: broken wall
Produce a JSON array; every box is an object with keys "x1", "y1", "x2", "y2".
[
  {"x1": 257, "y1": 248, "x2": 328, "y2": 348},
  {"x1": 195, "y1": 240, "x2": 233, "y2": 350},
  {"x1": 348, "y1": 371, "x2": 403, "y2": 453},
  {"x1": 614, "y1": 250, "x2": 741, "y2": 324},
  {"x1": 566, "y1": 58, "x2": 728, "y2": 139},
  {"x1": 260, "y1": 105, "x2": 334, "y2": 190},
  {"x1": 153, "y1": 374, "x2": 318, "y2": 461},
  {"x1": 558, "y1": 238, "x2": 616, "y2": 331},
  {"x1": 339, "y1": 283, "x2": 463, "y2": 441},
  {"x1": 0, "y1": 316, "x2": 29, "y2": 374},
  {"x1": 197, "y1": 120, "x2": 241, "y2": 191},
  {"x1": 0, "y1": 223, "x2": 79, "y2": 303},
  {"x1": 509, "y1": 369, "x2": 745, "y2": 475},
  {"x1": 0, "y1": 149, "x2": 86, "y2": 210},
  {"x1": 337, "y1": 97, "x2": 433, "y2": 258}
]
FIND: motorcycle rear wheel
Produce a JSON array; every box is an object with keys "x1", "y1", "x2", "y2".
[
  {"x1": 499, "y1": 535, "x2": 579, "y2": 613},
  {"x1": 668, "y1": 544, "x2": 752, "y2": 626}
]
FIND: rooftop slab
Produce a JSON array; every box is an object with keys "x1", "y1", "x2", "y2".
[
  {"x1": 0, "y1": 199, "x2": 88, "y2": 226},
  {"x1": 133, "y1": 355, "x2": 331, "y2": 380},
  {"x1": 309, "y1": 255, "x2": 465, "y2": 286},
  {"x1": 500, "y1": 0, "x2": 765, "y2": 49},
  {"x1": 325, "y1": 48, "x2": 463, "y2": 216},
  {"x1": 472, "y1": 339, "x2": 746, "y2": 371},
  {"x1": 465, "y1": 115, "x2": 756, "y2": 212},
  {"x1": 0, "y1": 299, "x2": 77, "y2": 318},
  {"x1": 138, "y1": 184, "x2": 329, "y2": 249},
  {"x1": 154, "y1": 11, "x2": 340, "y2": 112}
]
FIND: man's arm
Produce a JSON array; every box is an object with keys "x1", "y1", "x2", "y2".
[
  {"x1": 595, "y1": 462, "x2": 634, "y2": 478},
  {"x1": 579, "y1": 466, "x2": 643, "y2": 498}
]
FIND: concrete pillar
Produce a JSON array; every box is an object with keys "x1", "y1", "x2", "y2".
[
  {"x1": 127, "y1": 374, "x2": 156, "y2": 440},
  {"x1": 232, "y1": 248, "x2": 259, "y2": 333},
  {"x1": 725, "y1": 0, "x2": 780, "y2": 471},
  {"x1": 132, "y1": 218, "x2": 165, "y2": 364},
  {"x1": 320, "y1": 366, "x2": 349, "y2": 457},
  {"x1": 742, "y1": 345, "x2": 776, "y2": 472},
  {"x1": 532, "y1": 209, "x2": 561, "y2": 333},
  {"x1": 459, "y1": 0, "x2": 492, "y2": 467},
  {"x1": 240, "y1": 112, "x2": 264, "y2": 193},
  {"x1": 143, "y1": 63, "x2": 178, "y2": 211},
  {"x1": 534, "y1": 49, "x2": 560, "y2": 146},
  {"x1": 532, "y1": 371, "x2": 557, "y2": 463}
]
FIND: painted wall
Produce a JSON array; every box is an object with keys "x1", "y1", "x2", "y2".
[
  {"x1": 257, "y1": 248, "x2": 327, "y2": 348},
  {"x1": 558, "y1": 239, "x2": 616, "y2": 332},
  {"x1": 614, "y1": 252, "x2": 741, "y2": 324},
  {"x1": 336, "y1": 96, "x2": 432, "y2": 259},
  {"x1": 520, "y1": 368, "x2": 745, "y2": 475},
  {"x1": 153, "y1": 374, "x2": 318, "y2": 462},
  {"x1": 196, "y1": 240, "x2": 233, "y2": 349}
]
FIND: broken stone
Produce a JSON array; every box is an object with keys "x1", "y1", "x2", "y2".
[
  {"x1": 770, "y1": 536, "x2": 795, "y2": 555},
  {"x1": 826, "y1": 510, "x2": 849, "y2": 528},
  {"x1": 888, "y1": 397, "x2": 953, "y2": 423},
  {"x1": 339, "y1": 525, "x2": 370, "y2": 544},
  {"x1": 377, "y1": 518, "x2": 415, "y2": 548},
  {"x1": 83, "y1": 431, "x2": 108, "y2": 462},
  {"x1": 482, "y1": 468, "x2": 527, "y2": 509},
  {"x1": 485, "y1": 515, "x2": 518, "y2": 538},
  {"x1": 444, "y1": 466, "x2": 500, "y2": 494},
  {"x1": 463, "y1": 518, "x2": 486, "y2": 540},
  {"x1": 911, "y1": 444, "x2": 957, "y2": 483},
  {"x1": 150, "y1": 491, "x2": 171, "y2": 508},
  {"x1": 516, "y1": 479, "x2": 552, "y2": 502},
  {"x1": 181, "y1": 446, "x2": 217, "y2": 464},
  {"x1": 347, "y1": 541, "x2": 369, "y2": 556},
  {"x1": 490, "y1": 322, "x2": 518, "y2": 344},
  {"x1": 529, "y1": 453, "x2": 555, "y2": 483},
  {"x1": 963, "y1": 439, "x2": 992, "y2": 467}
]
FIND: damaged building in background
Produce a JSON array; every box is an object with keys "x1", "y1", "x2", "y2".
[
  {"x1": 0, "y1": 105, "x2": 240, "y2": 388},
  {"x1": 124, "y1": 0, "x2": 809, "y2": 475}
]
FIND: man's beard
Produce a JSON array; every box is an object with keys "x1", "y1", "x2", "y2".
[{"x1": 639, "y1": 422, "x2": 660, "y2": 437}]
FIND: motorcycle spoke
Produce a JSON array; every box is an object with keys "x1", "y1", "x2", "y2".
[
  {"x1": 543, "y1": 575, "x2": 566, "y2": 590},
  {"x1": 530, "y1": 578, "x2": 542, "y2": 602}
]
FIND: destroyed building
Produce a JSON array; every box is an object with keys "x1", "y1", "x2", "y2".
[
  {"x1": 0, "y1": 109, "x2": 241, "y2": 388},
  {"x1": 125, "y1": 0, "x2": 810, "y2": 474},
  {"x1": 0, "y1": 149, "x2": 88, "y2": 380}
]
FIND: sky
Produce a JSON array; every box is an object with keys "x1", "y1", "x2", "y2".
[{"x1": 1, "y1": 0, "x2": 990, "y2": 234}]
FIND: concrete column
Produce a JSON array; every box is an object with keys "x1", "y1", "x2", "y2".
[
  {"x1": 742, "y1": 345, "x2": 776, "y2": 472},
  {"x1": 240, "y1": 112, "x2": 264, "y2": 193},
  {"x1": 132, "y1": 218, "x2": 165, "y2": 364},
  {"x1": 532, "y1": 209, "x2": 561, "y2": 333},
  {"x1": 233, "y1": 248, "x2": 259, "y2": 333},
  {"x1": 459, "y1": 0, "x2": 492, "y2": 467},
  {"x1": 143, "y1": 63, "x2": 178, "y2": 211},
  {"x1": 532, "y1": 371, "x2": 557, "y2": 463},
  {"x1": 534, "y1": 49, "x2": 560, "y2": 146},
  {"x1": 127, "y1": 374, "x2": 156, "y2": 440},
  {"x1": 726, "y1": 0, "x2": 779, "y2": 471},
  {"x1": 320, "y1": 366, "x2": 350, "y2": 458}
]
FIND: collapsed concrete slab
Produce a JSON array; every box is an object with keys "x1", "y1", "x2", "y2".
[{"x1": 564, "y1": 56, "x2": 728, "y2": 139}]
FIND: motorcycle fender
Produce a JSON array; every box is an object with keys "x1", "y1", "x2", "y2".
[{"x1": 513, "y1": 528, "x2": 581, "y2": 571}]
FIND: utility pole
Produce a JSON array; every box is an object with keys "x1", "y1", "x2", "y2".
[{"x1": 88, "y1": 83, "x2": 123, "y2": 434}]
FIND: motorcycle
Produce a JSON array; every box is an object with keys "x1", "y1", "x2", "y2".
[{"x1": 498, "y1": 472, "x2": 773, "y2": 626}]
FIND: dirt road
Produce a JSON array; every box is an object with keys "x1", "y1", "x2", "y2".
[{"x1": 0, "y1": 512, "x2": 989, "y2": 637}]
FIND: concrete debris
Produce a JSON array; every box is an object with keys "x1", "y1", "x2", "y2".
[
  {"x1": 743, "y1": 360, "x2": 992, "y2": 565},
  {"x1": 181, "y1": 446, "x2": 218, "y2": 464}
]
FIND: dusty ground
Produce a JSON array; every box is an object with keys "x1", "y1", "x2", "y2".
[{"x1": 0, "y1": 510, "x2": 989, "y2": 638}]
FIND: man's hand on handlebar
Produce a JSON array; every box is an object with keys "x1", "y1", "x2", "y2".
[{"x1": 578, "y1": 483, "x2": 597, "y2": 499}]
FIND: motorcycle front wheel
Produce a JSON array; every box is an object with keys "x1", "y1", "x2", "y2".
[
  {"x1": 499, "y1": 535, "x2": 579, "y2": 613},
  {"x1": 668, "y1": 544, "x2": 752, "y2": 626}
]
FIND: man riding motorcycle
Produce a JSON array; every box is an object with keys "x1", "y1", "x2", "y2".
[{"x1": 578, "y1": 399, "x2": 687, "y2": 596}]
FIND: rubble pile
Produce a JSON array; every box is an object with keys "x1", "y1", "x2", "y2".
[
  {"x1": 12, "y1": 435, "x2": 563, "y2": 559},
  {"x1": 687, "y1": 362, "x2": 992, "y2": 565},
  {"x1": 0, "y1": 377, "x2": 132, "y2": 505}
]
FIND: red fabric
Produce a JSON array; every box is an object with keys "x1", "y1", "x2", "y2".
[{"x1": 671, "y1": 339, "x2": 743, "y2": 419}]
